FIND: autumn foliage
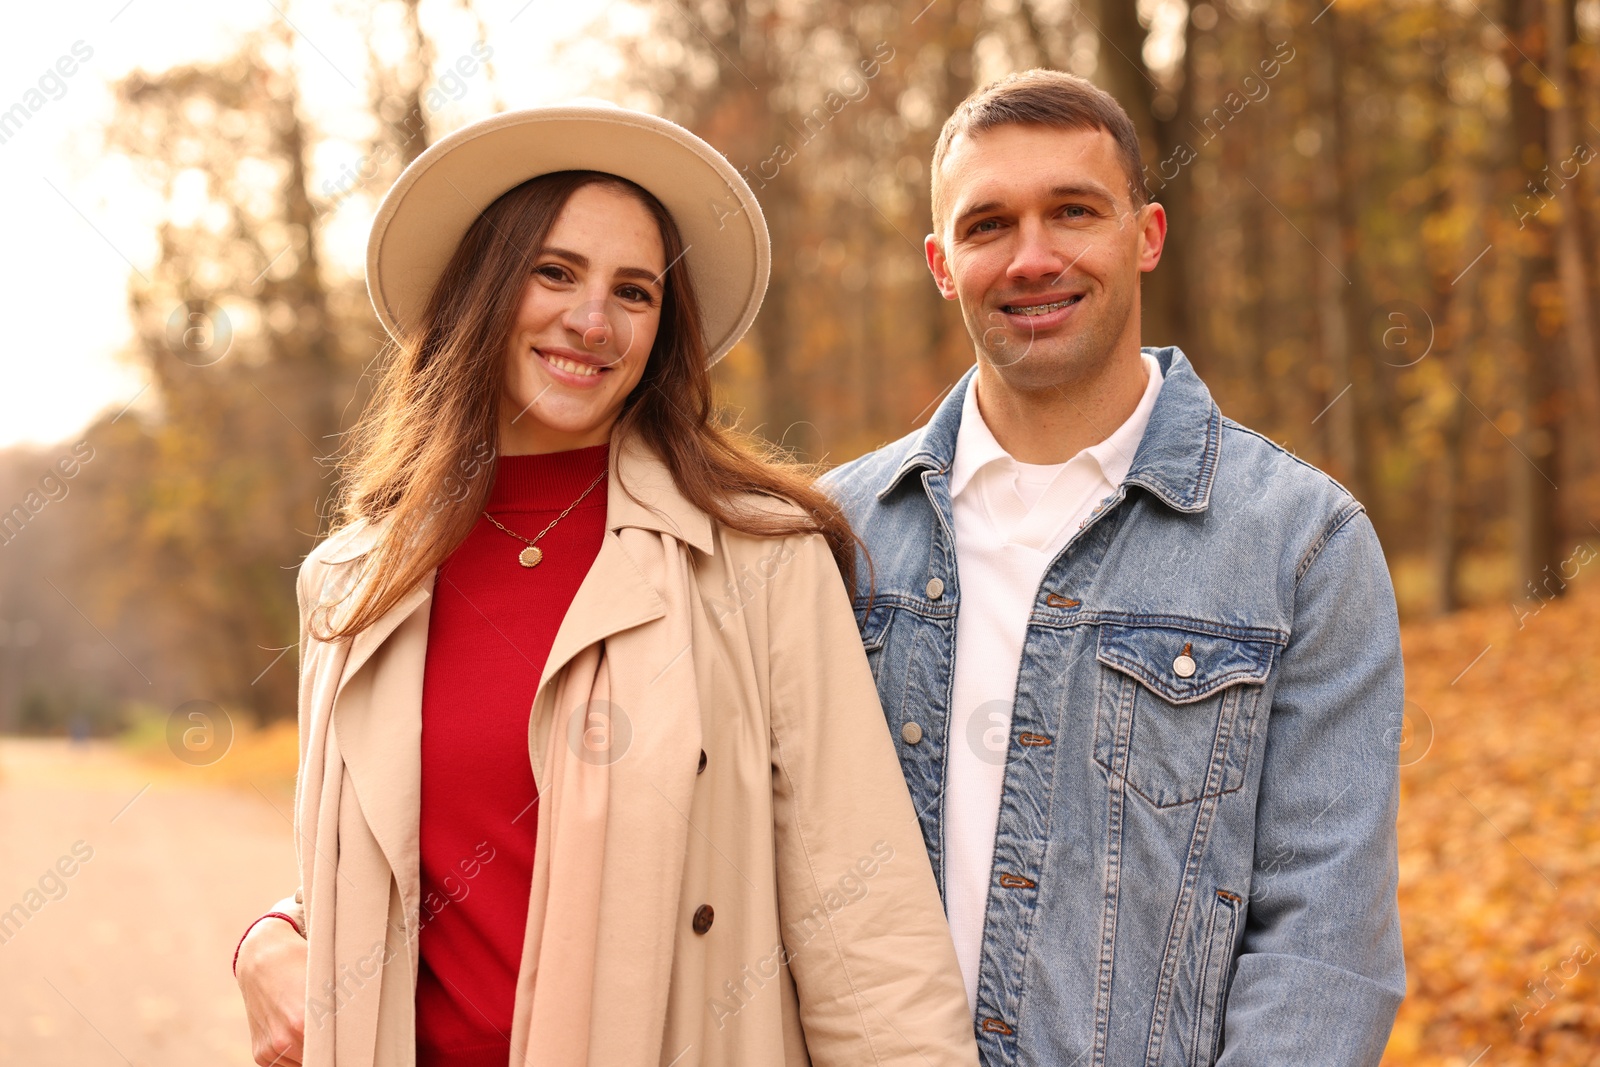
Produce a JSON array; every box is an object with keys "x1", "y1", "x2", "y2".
[{"x1": 1384, "y1": 575, "x2": 1600, "y2": 1063}]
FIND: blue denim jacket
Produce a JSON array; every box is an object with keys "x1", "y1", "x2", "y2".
[{"x1": 820, "y1": 347, "x2": 1405, "y2": 1067}]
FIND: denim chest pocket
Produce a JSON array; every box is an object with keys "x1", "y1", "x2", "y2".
[
  {"x1": 857, "y1": 602, "x2": 894, "y2": 658},
  {"x1": 1093, "y1": 622, "x2": 1282, "y2": 808},
  {"x1": 857, "y1": 604, "x2": 896, "y2": 671},
  {"x1": 857, "y1": 602, "x2": 909, "y2": 713}
]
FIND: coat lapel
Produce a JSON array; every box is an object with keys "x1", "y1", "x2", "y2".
[
  {"x1": 330, "y1": 574, "x2": 433, "y2": 948},
  {"x1": 531, "y1": 529, "x2": 665, "y2": 780},
  {"x1": 335, "y1": 574, "x2": 434, "y2": 701}
]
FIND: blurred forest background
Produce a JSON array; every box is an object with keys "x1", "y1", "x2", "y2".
[
  {"x1": 0, "y1": 0, "x2": 1596, "y2": 1062},
  {"x1": 3, "y1": 0, "x2": 1599, "y2": 733}
]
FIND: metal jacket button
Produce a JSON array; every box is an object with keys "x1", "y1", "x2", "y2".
[
  {"x1": 692, "y1": 904, "x2": 714, "y2": 934},
  {"x1": 1173, "y1": 641, "x2": 1196, "y2": 678},
  {"x1": 925, "y1": 577, "x2": 945, "y2": 600},
  {"x1": 901, "y1": 721, "x2": 924, "y2": 745}
]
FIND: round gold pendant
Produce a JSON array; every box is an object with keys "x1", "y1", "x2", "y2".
[{"x1": 519, "y1": 546, "x2": 543, "y2": 568}]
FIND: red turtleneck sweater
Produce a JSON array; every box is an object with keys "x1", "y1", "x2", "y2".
[{"x1": 414, "y1": 443, "x2": 609, "y2": 1067}]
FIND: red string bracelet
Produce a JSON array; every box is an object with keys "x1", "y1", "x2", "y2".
[{"x1": 232, "y1": 912, "x2": 303, "y2": 978}]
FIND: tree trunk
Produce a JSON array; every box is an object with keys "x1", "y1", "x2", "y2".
[
  {"x1": 1309, "y1": 6, "x2": 1360, "y2": 493},
  {"x1": 756, "y1": 192, "x2": 803, "y2": 445},
  {"x1": 1151, "y1": 6, "x2": 1196, "y2": 356},
  {"x1": 1092, "y1": 0, "x2": 1191, "y2": 352},
  {"x1": 1507, "y1": 0, "x2": 1567, "y2": 596},
  {"x1": 1429, "y1": 398, "x2": 1464, "y2": 614},
  {"x1": 1541, "y1": 0, "x2": 1600, "y2": 477}
]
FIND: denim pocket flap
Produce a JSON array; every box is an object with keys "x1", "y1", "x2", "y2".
[
  {"x1": 1096, "y1": 624, "x2": 1280, "y2": 704},
  {"x1": 856, "y1": 603, "x2": 894, "y2": 651}
]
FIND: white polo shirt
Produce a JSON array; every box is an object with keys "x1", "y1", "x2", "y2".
[{"x1": 944, "y1": 352, "x2": 1164, "y2": 1011}]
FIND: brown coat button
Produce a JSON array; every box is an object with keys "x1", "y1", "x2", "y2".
[
  {"x1": 692, "y1": 904, "x2": 714, "y2": 934},
  {"x1": 697, "y1": 749, "x2": 707, "y2": 774}
]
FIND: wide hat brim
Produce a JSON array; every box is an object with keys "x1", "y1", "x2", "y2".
[{"x1": 365, "y1": 104, "x2": 770, "y2": 366}]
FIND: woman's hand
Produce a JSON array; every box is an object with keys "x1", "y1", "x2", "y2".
[{"x1": 236, "y1": 917, "x2": 308, "y2": 1066}]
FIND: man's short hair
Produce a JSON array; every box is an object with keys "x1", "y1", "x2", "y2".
[{"x1": 930, "y1": 69, "x2": 1147, "y2": 233}]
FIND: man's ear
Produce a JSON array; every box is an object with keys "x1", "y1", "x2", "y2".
[
  {"x1": 1137, "y1": 201, "x2": 1168, "y2": 274},
  {"x1": 925, "y1": 233, "x2": 958, "y2": 300}
]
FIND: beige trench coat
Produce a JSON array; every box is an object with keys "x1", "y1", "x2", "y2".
[{"x1": 265, "y1": 427, "x2": 979, "y2": 1067}]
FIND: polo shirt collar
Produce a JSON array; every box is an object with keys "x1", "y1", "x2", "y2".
[{"x1": 947, "y1": 350, "x2": 1163, "y2": 501}]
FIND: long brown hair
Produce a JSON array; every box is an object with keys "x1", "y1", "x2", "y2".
[{"x1": 313, "y1": 169, "x2": 861, "y2": 640}]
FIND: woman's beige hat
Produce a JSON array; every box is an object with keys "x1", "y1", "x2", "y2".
[{"x1": 365, "y1": 102, "x2": 770, "y2": 366}]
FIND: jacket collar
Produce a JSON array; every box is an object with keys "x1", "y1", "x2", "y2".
[
  {"x1": 604, "y1": 425, "x2": 716, "y2": 555},
  {"x1": 876, "y1": 346, "x2": 1221, "y2": 514},
  {"x1": 319, "y1": 424, "x2": 711, "y2": 698}
]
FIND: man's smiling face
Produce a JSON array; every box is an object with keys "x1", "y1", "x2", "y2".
[{"x1": 926, "y1": 123, "x2": 1165, "y2": 392}]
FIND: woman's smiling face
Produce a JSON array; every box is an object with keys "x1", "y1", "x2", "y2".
[{"x1": 498, "y1": 181, "x2": 666, "y2": 455}]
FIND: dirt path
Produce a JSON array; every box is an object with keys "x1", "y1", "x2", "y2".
[{"x1": 0, "y1": 739, "x2": 296, "y2": 1066}]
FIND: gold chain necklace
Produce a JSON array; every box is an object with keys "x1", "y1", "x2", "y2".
[{"x1": 482, "y1": 467, "x2": 607, "y2": 568}]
